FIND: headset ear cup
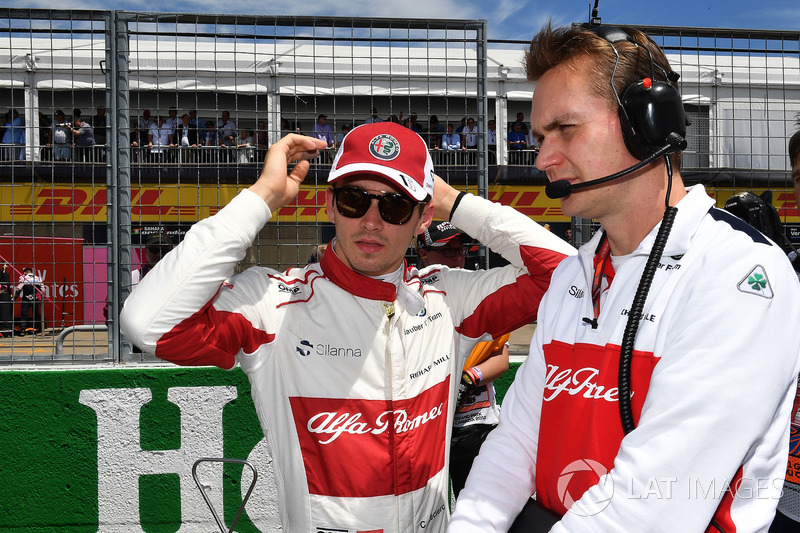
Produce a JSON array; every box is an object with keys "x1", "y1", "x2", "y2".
[
  {"x1": 617, "y1": 102, "x2": 649, "y2": 161},
  {"x1": 620, "y1": 80, "x2": 688, "y2": 160}
]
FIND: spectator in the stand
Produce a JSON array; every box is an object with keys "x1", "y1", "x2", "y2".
[
  {"x1": 177, "y1": 113, "x2": 198, "y2": 162},
  {"x1": 161, "y1": 108, "x2": 179, "y2": 162},
  {"x1": 92, "y1": 106, "x2": 107, "y2": 161},
  {"x1": 201, "y1": 121, "x2": 218, "y2": 147},
  {"x1": 92, "y1": 106, "x2": 107, "y2": 146},
  {"x1": 200, "y1": 121, "x2": 218, "y2": 163},
  {"x1": 428, "y1": 115, "x2": 445, "y2": 149},
  {"x1": 462, "y1": 117, "x2": 478, "y2": 150},
  {"x1": 237, "y1": 129, "x2": 255, "y2": 163},
  {"x1": 409, "y1": 112, "x2": 423, "y2": 134},
  {"x1": 335, "y1": 122, "x2": 352, "y2": 148},
  {"x1": 312, "y1": 114, "x2": 335, "y2": 148},
  {"x1": 507, "y1": 121, "x2": 527, "y2": 150},
  {"x1": 455, "y1": 117, "x2": 467, "y2": 135},
  {"x1": 365, "y1": 106, "x2": 383, "y2": 124},
  {"x1": 188, "y1": 109, "x2": 206, "y2": 132},
  {"x1": 49, "y1": 110, "x2": 72, "y2": 161},
  {"x1": 512, "y1": 111, "x2": 529, "y2": 135},
  {"x1": 148, "y1": 115, "x2": 171, "y2": 162},
  {"x1": 2, "y1": 109, "x2": 23, "y2": 161},
  {"x1": 165, "y1": 108, "x2": 179, "y2": 141},
  {"x1": 177, "y1": 113, "x2": 198, "y2": 147},
  {"x1": 218, "y1": 110, "x2": 237, "y2": 162},
  {"x1": 71, "y1": 116, "x2": 95, "y2": 162},
  {"x1": 441, "y1": 123, "x2": 462, "y2": 151},
  {"x1": 38, "y1": 111, "x2": 51, "y2": 160},
  {"x1": 487, "y1": 119, "x2": 497, "y2": 163},
  {"x1": 254, "y1": 119, "x2": 268, "y2": 160},
  {"x1": 73, "y1": 108, "x2": 82, "y2": 120},
  {"x1": 133, "y1": 109, "x2": 154, "y2": 148}
]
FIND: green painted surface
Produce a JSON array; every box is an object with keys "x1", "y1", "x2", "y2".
[
  {"x1": 0, "y1": 362, "x2": 523, "y2": 531},
  {"x1": 0, "y1": 367, "x2": 260, "y2": 531}
]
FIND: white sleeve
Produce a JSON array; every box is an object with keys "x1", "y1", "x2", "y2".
[
  {"x1": 440, "y1": 194, "x2": 575, "y2": 339},
  {"x1": 120, "y1": 189, "x2": 271, "y2": 358}
]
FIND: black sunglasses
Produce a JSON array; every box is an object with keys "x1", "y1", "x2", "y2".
[
  {"x1": 426, "y1": 246, "x2": 469, "y2": 258},
  {"x1": 333, "y1": 187, "x2": 419, "y2": 225}
]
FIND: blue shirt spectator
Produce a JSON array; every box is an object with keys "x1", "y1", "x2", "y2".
[{"x1": 312, "y1": 114, "x2": 334, "y2": 148}]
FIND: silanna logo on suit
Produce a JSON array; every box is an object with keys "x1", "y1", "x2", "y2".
[{"x1": 296, "y1": 339, "x2": 362, "y2": 358}]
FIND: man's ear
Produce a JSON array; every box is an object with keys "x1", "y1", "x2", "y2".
[
  {"x1": 325, "y1": 187, "x2": 336, "y2": 223},
  {"x1": 415, "y1": 202, "x2": 435, "y2": 235},
  {"x1": 418, "y1": 248, "x2": 429, "y2": 265}
]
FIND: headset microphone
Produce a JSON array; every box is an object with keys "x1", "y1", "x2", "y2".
[{"x1": 544, "y1": 135, "x2": 684, "y2": 199}]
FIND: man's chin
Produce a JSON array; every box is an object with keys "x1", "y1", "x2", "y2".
[
  {"x1": 351, "y1": 256, "x2": 401, "y2": 277},
  {"x1": 558, "y1": 196, "x2": 593, "y2": 220}
]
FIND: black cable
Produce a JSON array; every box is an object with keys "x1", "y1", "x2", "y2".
[
  {"x1": 617, "y1": 156, "x2": 678, "y2": 434},
  {"x1": 591, "y1": 0, "x2": 601, "y2": 25}
]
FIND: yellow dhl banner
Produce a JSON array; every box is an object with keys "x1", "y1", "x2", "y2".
[{"x1": 1, "y1": 183, "x2": 797, "y2": 224}]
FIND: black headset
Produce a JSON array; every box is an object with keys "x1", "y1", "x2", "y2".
[{"x1": 591, "y1": 25, "x2": 689, "y2": 161}]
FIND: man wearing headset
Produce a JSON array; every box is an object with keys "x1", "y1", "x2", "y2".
[
  {"x1": 120, "y1": 122, "x2": 575, "y2": 533},
  {"x1": 448, "y1": 23, "x2": 800, "y2": 532}
]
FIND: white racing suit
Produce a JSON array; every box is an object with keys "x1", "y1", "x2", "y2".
[
  {"x1": 120, "y1": 189, "x2": 575, "y2": 533},
  {"x1": 449, "y1": 185, "x2": 800, "y2": 532}
]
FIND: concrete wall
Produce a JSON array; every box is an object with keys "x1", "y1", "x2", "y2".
[{"x1": 0, "y1": 364, "x2": 521, "y2": 532}]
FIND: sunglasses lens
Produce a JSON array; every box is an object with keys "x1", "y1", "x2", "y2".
[
  {"x1": 378, "y1": 194, "x2": 416, "y2": 225},
  {"x1": 335, "y1": 188, "x2": 417, "y2": 225},
  {"x1": 438, "y1": 246, "x2": 468, "y2": 258},
  {"x1": 335, "y1": 188, "x2": 371, "y2": 219}
]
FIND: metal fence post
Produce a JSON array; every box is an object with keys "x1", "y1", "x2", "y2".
[{"x1": 109, "y1": 11, "x2": 134, "y2": 361}]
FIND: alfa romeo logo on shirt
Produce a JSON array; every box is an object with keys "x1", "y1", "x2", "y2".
[{"x1": 369, "y1": 134, "x2": 400, "y2": 161}]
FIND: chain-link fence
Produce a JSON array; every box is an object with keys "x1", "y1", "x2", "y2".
[{"x1": 0, "y1": 10, "x2": 798, "y2": 363}]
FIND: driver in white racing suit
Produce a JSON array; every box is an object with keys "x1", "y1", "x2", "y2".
[{"x1": 120, "y1": 122, "x2": 575, "y2": 533}]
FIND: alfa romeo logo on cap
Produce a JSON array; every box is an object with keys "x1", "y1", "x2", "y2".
[{"x1": 369, "y1": 134, "x2": 400, "y2": 161}]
